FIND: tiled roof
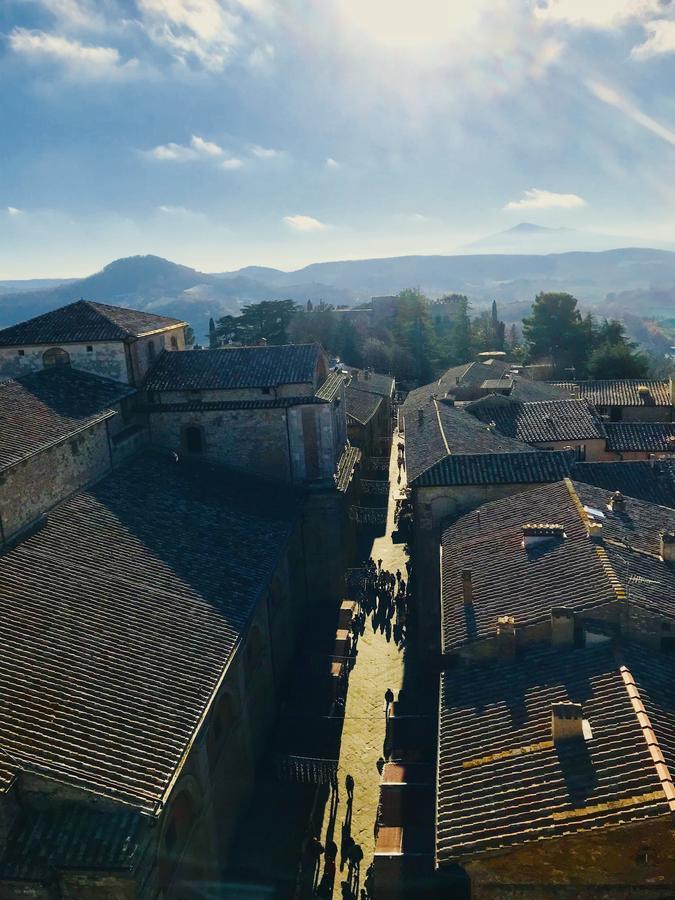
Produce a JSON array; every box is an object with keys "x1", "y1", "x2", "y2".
[
  {"x1": 440, "y1": 480, "x2": 618, "y2": 653},
  {"x1": 0, "y1": 805, "x2": 144, "y2": 879},
  {"x1": 605, "y1": 422, "x2": 675, "y2": 453},
  {"x1": 403, "y1": 399, "x2": 532, "y2": 485},
  {"x1": 466, "y1": 397, "x2": 605, "y2": 444},
  {"x1": 346, "y1": 386, "x2": 383, "y2": 425},
  {"x1": 0, "y1": 368, "x2": 134, "y2": 471},
  {"x1": 0, "y1": 300, "x2": 185, "y2": 346},
  {"x1": 0, "y1": 453, "x2": 300, "y2": 813},
  {"x1": 415, "y1": 450, "x2": 574, "y2": 487},
  {"x1": 437, "y1": 643, "x2": 675, "y2": 862},
  {"x1": 315, "y1": 369, "x2": 347, "y2": 402},
  {"x1": 144, "y1": 397, "x2": 325, "y2": 414},
  {"x1": 335, "y1": 445, "x2": 361, "y2": 492},
  {"x1": 572, "y1": 460, "x2": 675, "y2": 508},
  {"x1": 552, "y1": 379, "x2": 671, "y2": 407},
  {"x1": 345, "y1": 367, "x2": 395, "y2": 399},
  {"x1": 145, "y1": 344, "x2": 322, "y2": 391}
]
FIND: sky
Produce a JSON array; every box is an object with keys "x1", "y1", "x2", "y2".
[{"x1": 1, "y1": 0, "x2": 675, "y2": 277}]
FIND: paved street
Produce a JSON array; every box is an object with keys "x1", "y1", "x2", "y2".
[{"x1": 317, "y1": 432, "x2": 408, "y2": 890}]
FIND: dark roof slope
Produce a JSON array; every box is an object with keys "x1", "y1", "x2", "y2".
[
  {"x1": 0, "y1": 300, "x2": 185, "y2": 346},
  {"x1": 0, "y1": 453, "x2": 299, "y2": 813},
  {"x1": 0, "y1": 368, "x2": 134, "y2": 471},
  {"x1": 437, "y1": 643, "x2": 675, "y2": 861},
  {"x1": 145, "y1": 344, "x2": 322, "y2": 391},
  {"x1": 346, "y1": 386, "x2": 383, "y2": 425},
  {"x1": 404, "y1": 400, "x2": 532, "y2": 485},
  {"x1": 572, "y1": 460, "x2": 675, "y2": 509},
  {"x1": 345, "y1": 367, "x2": 394, "y2": 399},
  {"x1": 466, "y1": 397, "x2": 605, "y2": 443},
  {"x1": 416, "y1": 450, "x2": 574, "y2": 487},
  {"x1": 605, "y1": 422, "x2": 675, "y2": 453},
  {"x1": 552, "y1": 379, "x2": 671, "y2": 407},
  {"x1": 441, "y1": 480, "x2": 618, "y2": 653}
]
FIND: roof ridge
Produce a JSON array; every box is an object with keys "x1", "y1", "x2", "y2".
[
  {"x1": 433, "y1": 397, "x2": 451, "y2": 457},
  {"x1": 564, "y1": 478, "x2": 627, "y2": 603},
  {"x1": 615, "y1": 652, "x2": 675, "y2": 815}
]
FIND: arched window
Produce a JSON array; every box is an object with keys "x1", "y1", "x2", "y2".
[
  {"x1": 183, "y1": 426, "x2": 204, "y2": 454},
  {"x1": 170, "y1": 335, "x2": 178, "y2": 350},
  {"x1": 42, "y1": 347, "x2": 70, "y2": 368},
  {"x1": 147, "y1": 340, "x2": 156, "y2": 364}
]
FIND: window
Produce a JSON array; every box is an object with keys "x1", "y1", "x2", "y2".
[
  {"x1": 42, "y1": 347, "x2": 70, "y2": 368},
  {"x1": 170, "y1": 335, "x2": 178, "y2": 350},
  {"x1": 147, "y1": 340, "x2": 156, "y2": 364},
  {"x1": 17, "y1": 349, "x2": 24, "y2": 357},
  {"x1": 86, "y1": 345, "x2": 93, "y2": 353},
  {"x1": 184, "y1": 425, "x2": 204, "y2": 454},
  {"x1": 262, "y1": 386, "x2": 271, "y2": 395}
]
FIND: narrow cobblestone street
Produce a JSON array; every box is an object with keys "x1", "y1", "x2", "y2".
[{"x1": 318, "y1": 431, "x2": 408, "y2": 886}]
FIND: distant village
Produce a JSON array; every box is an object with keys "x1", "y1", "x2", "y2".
[{"x1": 0, "y1": 293, "x2": 673, "y2": 899}]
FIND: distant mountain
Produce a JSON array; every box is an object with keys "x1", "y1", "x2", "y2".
[
  {"x1": 461, "y1": 222, "x2": 675, "y2": 255},
  {"x1": 0, "y1": 278, "x2": 74, "y2": 295},
  {"x1": 3, "y1": 247, "x2": 675, "y2": 343}
]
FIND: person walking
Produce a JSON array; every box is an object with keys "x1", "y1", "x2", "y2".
[{"x1": 384, "y1": 687, "x2": 394, "y2": 718}]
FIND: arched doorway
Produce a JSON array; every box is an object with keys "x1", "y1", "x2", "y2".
[{"x1": 42, "y1": 347, "x2": 70, "y2": 368}]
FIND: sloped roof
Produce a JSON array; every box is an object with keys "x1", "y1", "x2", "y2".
[
  {"x1": 145, "y1": 344, "x2": 322, "y2": 391},
  {"x1": 315, "y1": 369, "x2": 347, "y2": 402},
  {"x1": 552, "y1": 379, "x2": 671, "y2": 407},
  {"x1": 415, "y1": 450, "x2": 574, "y2": 487},
  {"x1": 346, "y1": 385, "x2": 383, "y2": 425},
  {"x1": 466, "y1": 397, "x2": 605, "y2": 444},
  {"x1": 440, "y1": 480, "x2": 619, "y2": 654},
  {"x1": 437, "y1": 643, "x2": 675, "y2": 862},
  {"x1": 344, "y1": 367, "x2": 395, "y2": 399},
  {"x1": 605, "y1": 422, "x2": 675, "y2": 453},
  {"x1": 0, "y1": 453, "x2": 300, "y2": 813},
  {"x1": 0, "y1": 300, "x2": 185, "y2": 346},
  {"x1": 572, "y1": 460, "x2": 675, "y2": 508},
  {"x1": 0, "y1": 367, "x2": 134, "y2": 471}
]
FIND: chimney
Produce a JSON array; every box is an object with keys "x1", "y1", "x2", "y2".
[
  {"x1": 607, "y1": 491, "x2": 625, "y2": 512},
  {"x1": 418, "y1": 408, "x2": 424, "y2": 426},
  {"x1": 587, "y1": 520, "x2": 603, "y2": 543},
  {"x1": 551, "y1": 607, "x2": 574, "y2": 647},
  {"x1": 496, "y1": 615, "x2": 516, "y2": 662},
  {"x1": 461, "y1": 569, "x2": 473, "y2": 606},
  {"x1": 551, "y1": 702, "x2": 584, "y2": 743},
  {"x1": 661, "y1": 531, "x2": 675, "y2": 563},
  {"x1": 522, "y1": 523, "x2": 565, "y2": 550}
]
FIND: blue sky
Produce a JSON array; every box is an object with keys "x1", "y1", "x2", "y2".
[{"x1": 1, "y1": 0, "x2": 675, "y2": 277}]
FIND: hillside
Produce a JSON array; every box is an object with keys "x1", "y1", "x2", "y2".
[{"x1": 3, "y1": 247, "x2": 675, "y2": 342}]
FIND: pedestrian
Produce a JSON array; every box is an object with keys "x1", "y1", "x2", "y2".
[
  {"x1": 396, "y1": 568, "x2": 402, "y2": 583},
  {"x1": 376, "y1": 756, "x2": 385, "y2": 774},
  {"x1": 377, "y1": 558, "x2": 382, "y2": 572},
  {"x1": 345, "y1": 773, "x2": 354, "y2": 798},
  {"x1": 384, "y1": 687, "x2": 394, "y2": 717}
]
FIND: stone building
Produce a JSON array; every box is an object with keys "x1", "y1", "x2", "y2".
[
  {"x1": 345, "y1": 369, "x2": 394, "y2": 462},
  {"x1": 604, "y1": 422, "x2": 675, "y2": 460},
  {"x1": 552, "y1": 378, "x2": 674, "y2": 423},
  {"x1": 0, "y1": 299, "x2": 187, "y2": 385},
  {"x1": 572, "y1": 459, "x2": 675, "y2": 507},
  {"x1": 0, "y1": 454, "x2": 307, "y2": 897}
]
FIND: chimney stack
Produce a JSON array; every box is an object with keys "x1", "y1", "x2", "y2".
[
  {"x1": 551, "y1": 607, "x2": 574, "y2": 647},
  {"x1": 496, "y1": 615, "x2": 516, "y2": 662},
  {"x1": 661, "y1": 531, "x2": 675, "y2": 563},
  {"x1": 461, "y1": 569, "x2": 473, "y2": 606},
  {"x1": 587, "y1": 520, "x2": 603, "y2": 543},
  {"x1": 551, "y1": 702, "x2": 584, "y2": 743},
  {"x1": 607, "y1": 491, "x2": 625, "y2": 512}
]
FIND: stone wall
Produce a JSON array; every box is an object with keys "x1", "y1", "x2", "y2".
[
  {"x1": 129, "y1": 327, "x2": 185, "y2": 386},
  {"x1": 0, "y1": 419, "x2": 113, "y2": 542},
  {"x1": 0, "y1": 341, "x2": 130, "y2": 383}
]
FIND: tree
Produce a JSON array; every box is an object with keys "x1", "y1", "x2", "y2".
[
  {"x1": 588, "y1": 342, "x2": 650, "y2": 379},
  {"x1": 391, "y1": 289, "x2": 436, "y2": 383},
  {"x1": 208, "y1": 317, "x2": 218, "y2": 349},
  {"x1": 215, "y1": 299, "x2": 299, "y2": 345},
  {"x1": 491, "y1": 300, "x2": 506, "y2": 351},
  {"x1": 522, "y1": 292, "x2": 590, "y2": 374},
  {"x1": 449, "y1": 294, "x2": 473, "y2": 364}
]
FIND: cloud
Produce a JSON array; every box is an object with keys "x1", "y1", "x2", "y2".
[
  {"x1": 283, "y1": 215, "x2": 327, "y2": 232},
  {"x1": 588, "y1": 79, "x2": 675, "y2": 146},
  {"x1": 9, "y1": 27, "x2": 136, "y2": 76},
  {"x1": 251, "y1": 144, "x2": 280, "y2": 158},
  {"x1": 6, "y1": 207, "x2": 22, "y2": 216},
  {"x1": 221, "y1": 157, "x2": 244, "y2": 169},
  {"x1": 248, "y1": 42, "x2": 275, "y2": 71},
  {"x1": 147, "y1": 134, "x2": 224, "y2": 161},
  {"x1": 504, "y1": 188, "x2": 587, "y2": 210},
  {"x1": 137, "y1": 0, "x2": 240, "y2": 71},
  {"x1": 325, "y1": 157, "x2": 340, "y2": 169},
  {"x1": 40, "y1": 0, "x2": 106, "y2": 31},
  {"x1": 632, "y1": 19, "x2": 675, "y2": 58},
  {"x1": 534, "y1": 0, "x2": 659, "y2": 29}
]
